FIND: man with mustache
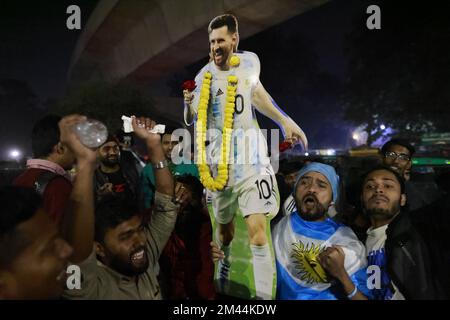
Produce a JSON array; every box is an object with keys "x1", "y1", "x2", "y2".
[
  {"x1": 63, "y1": 116, "x2": 178, "y2": 299},
  {"x1": 361, "y1": 166, "x2": 438, "y2": 299},
  {"x1": 184, "y1": 13, "x2": 308, "y2": 299},
  {"x1": 211, "y1": 162, "x2": 370, "y2": 299},
  {"x1": 95, "y1": 135, "x2": 141, "y2": 207},
  {"x1": 320, "y1": 166, "x2": 440, "y2": 299}
]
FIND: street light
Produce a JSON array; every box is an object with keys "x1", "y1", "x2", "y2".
[
  {"x1": 380, "y1": 124, "x2": 386, "y2": 130},
  {"x1": 9, "y1": 149, "x2": 21, "y2": 160},
  {"x1": 352, "y1": 133, "x2": 359, "y2": 141}
]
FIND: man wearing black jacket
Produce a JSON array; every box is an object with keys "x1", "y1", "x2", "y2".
[
  {"x1": 361, "y1": 166, "x2": 439, "y2": 300},
  {"x1": 94, "y1": 135, "x2": 142, "y2": 208}
]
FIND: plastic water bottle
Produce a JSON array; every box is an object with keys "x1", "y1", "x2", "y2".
[{"x1": 73, "y1": 119, "x2": 108, "y2": 148}]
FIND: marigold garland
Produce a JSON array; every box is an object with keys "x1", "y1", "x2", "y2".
[{"x1": 197, "y1": 71, "x2": 238, "y2": 191}]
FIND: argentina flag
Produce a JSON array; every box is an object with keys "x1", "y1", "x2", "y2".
[{"x1": 273, "y1": 212, "x2": 371, "y2": 300}]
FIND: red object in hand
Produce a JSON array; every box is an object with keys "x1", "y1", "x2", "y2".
[
  {"x1": 182, "y1": 80, "x2": 196, "y2": 91},
  {"x1": 279, "y1": 141, "x2": 293, "y2": 152}
]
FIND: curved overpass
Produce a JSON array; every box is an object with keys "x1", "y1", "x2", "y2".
[{"x1": 69, "y1": 0, "x2": 328, "y2": 85}]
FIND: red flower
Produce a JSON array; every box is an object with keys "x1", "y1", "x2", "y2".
[
  {"x1": 279, "y1": 141, "x2": 293, "y2": 152},
  {"x1": 182, "y1": 80, "x2": 196, "y2": 91}
]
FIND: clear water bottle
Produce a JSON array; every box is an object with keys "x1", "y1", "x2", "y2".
[{"x1": 73, "y1": 119, "x2": 108, "y2": 148}]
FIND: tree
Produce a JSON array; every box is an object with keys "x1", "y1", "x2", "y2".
[{"x1": 343, "y1": 0, "x2": 450, "y2": 145}]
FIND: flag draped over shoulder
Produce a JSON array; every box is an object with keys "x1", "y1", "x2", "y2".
[{"x1": 273, "y1": 212, "x2": 370, "y2": 300}]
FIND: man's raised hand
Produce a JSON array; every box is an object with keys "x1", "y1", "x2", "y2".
[
  {"x1": 58, "y1": 114, "x2": 97, "y2": 165},
  {"x1": 131, "y1": 116, "x2": 161, "y2": 149}
]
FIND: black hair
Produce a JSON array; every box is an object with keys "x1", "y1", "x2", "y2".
[
  {"x1": 381, "y1": 138, "x2": 416, "y2": 157},
  {"x1": 31, "y1": 115, "x2": 62, "y2": 158},
  {"x1": 361, "y1": 165, "x2": 406, "y2": 195},
  {"x1": 208, "y1": 14, "x2": 238, "y2": 34},
  {"x1": 101, "y1": 134, "x2": 120, "y2": 146},
  {"x1": 0, "y1": 186, "x2": 42, "y2": 269},
  {"x1": 175, "y1": 174, "x2": 204, "y2": 202},
  {"x1": 94, "y1": 196, "x2": 141, "y2": 244}
]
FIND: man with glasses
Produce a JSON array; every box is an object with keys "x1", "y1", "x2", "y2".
[
  {"x1": 381, "y1": 139, "x2": 414, "y2": 181},
  {"x1": 380, "y1": 138, "x2": 440, "y2": 211}
]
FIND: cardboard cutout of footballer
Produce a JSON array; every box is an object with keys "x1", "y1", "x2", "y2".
[{"x1": 183, "y1": 14, "x2": 308, "y2": 299}]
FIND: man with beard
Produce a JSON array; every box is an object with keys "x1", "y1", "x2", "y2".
[
  {"x1": 63, "y1": 116, "x2": 178, "y2": 300},
  {"x1": 360, "y1": 166, "x2": 438, "y2": 299},
  {"x1": 183, "y1": 13, "x2": 307, "y2": 300},
  {"x1": 215, "y1": 162, "x2": 370, "y2": 300},
  {"x1": 95, "y1": 135, "x2": 141, "y2": 207}
]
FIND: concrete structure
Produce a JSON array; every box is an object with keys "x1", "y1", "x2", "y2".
[
  {"x1": 69, "y1": 0, "x2": 328, "y2": 124},
  {"x1": 70, "y1": 0, "x2": 328, "y2": 84}
]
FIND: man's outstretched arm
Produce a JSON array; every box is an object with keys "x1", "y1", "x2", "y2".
[{"x1": 252, "y1": 82, "x2": 308, "y2": 149}]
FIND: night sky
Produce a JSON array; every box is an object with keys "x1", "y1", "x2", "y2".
[
  {"x1": 0, "y1": 0, "x2": 97, "y2": 160},
  {"x1": 0, "y1": 0, "x2": 435, "y2": 160}
]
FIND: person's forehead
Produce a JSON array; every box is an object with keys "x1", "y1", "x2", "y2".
[
  {"x1": 301, "y1": 171, "x2": 329, "y2": 184},
  {"x1": 387, "y1": 144, "x2": 410, "y2": 155},
  {"x1": 209, "y1": 26, "x2": 231, "y2": 39},
  {"x1": 114, "y1": 215, "x2": 142, "y2": 234},
  {"x1": 101, "y1": 141, "x2": 118, "y2": 149},
  {"x1": 162, "y1": 133, "x2": 173, "y2": 142},
  {"x1": 365, "y1": 170, "x2": 399, "y2": 184}
]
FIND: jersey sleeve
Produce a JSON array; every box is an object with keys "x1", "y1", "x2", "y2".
[{"x1": 241, "y1": 51, "x2": 261, "y2": 92}]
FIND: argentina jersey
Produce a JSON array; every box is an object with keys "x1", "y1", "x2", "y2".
[
  {"x1": 192, "y1": 51, "x2": 273, "y2": 186},
  {"x1": 272, "y1": 212, "x2": 372, "y2": 300}
]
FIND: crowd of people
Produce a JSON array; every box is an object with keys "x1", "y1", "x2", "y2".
[
  {"x1": 1, "y1": 112, "x2": 448, "y2": 300},
  {"x1": 1, "y1": 12, "x2": 449, "y2": 300}
]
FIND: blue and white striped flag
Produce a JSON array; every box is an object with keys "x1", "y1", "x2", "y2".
[{"x1": 273, "y1": 212, "x2": 371, "y2": 300}]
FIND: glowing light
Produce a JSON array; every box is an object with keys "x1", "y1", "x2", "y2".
[
  {"x1": 305, "y1": 152, "x2": 309, "y2": 156},
  {"x1": 326, "y1": 149, "x2": 335, "y2": 156},
  {"x1": 380, "y1": 124, "x2": 386, "y2": 130},
  {"x1": 9, "y1": 149, "x2": 21, "y2": 159},
  {"x1": 352, "y1": 133, "x2": 359, "y2": 140}
]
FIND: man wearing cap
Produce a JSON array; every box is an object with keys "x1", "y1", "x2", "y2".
[
  {"x1": 94, "y1": 135, "x2": 142, "y2": 207},
  {"x1": 271, "y1": 162, "x2": 371, "y2": 299}
]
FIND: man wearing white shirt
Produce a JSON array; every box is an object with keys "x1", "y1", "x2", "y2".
[{"x1": 361, "y1": 166, "x2": 438, "y2": 299}]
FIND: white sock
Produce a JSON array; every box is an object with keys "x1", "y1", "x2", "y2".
[{"x1": 251, "y1": 244, "x2": 274, "y2": 300}]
